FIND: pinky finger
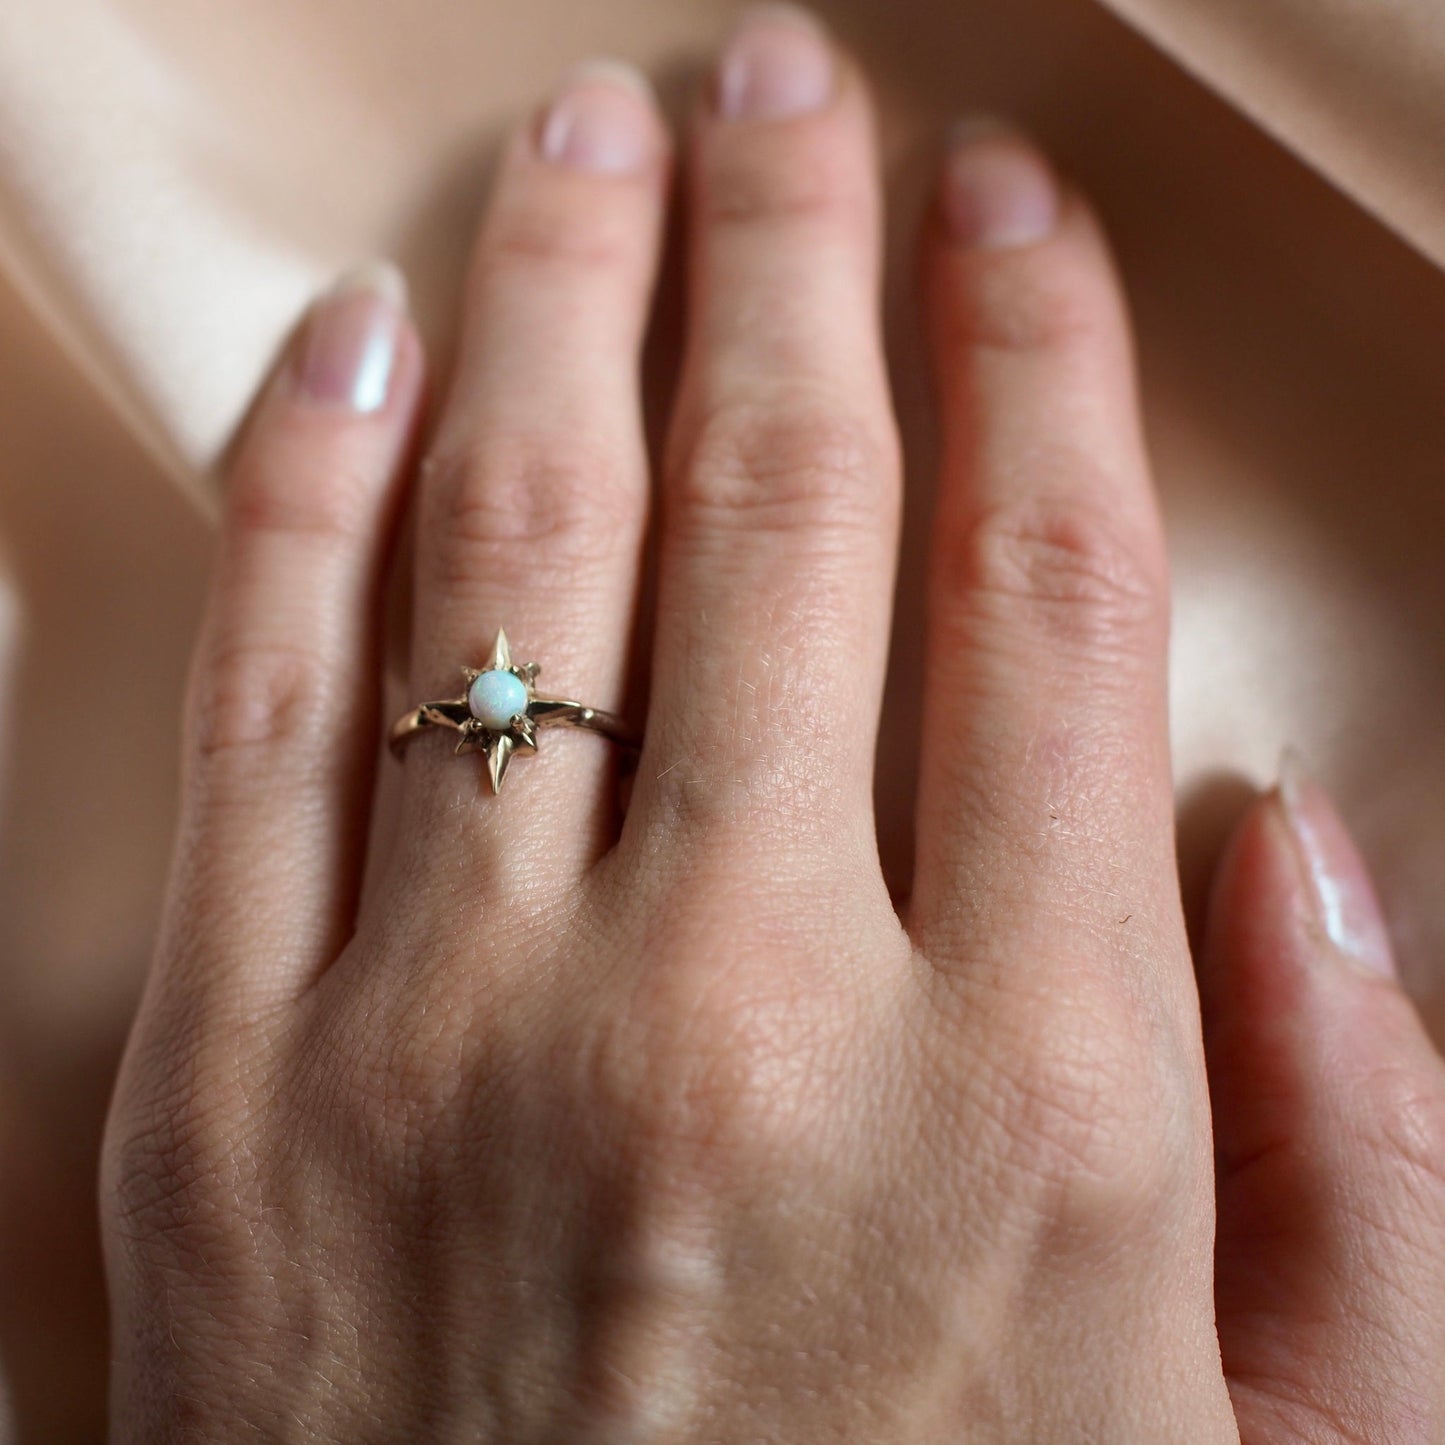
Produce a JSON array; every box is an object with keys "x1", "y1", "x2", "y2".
[
  {"x1": 163, "y1": 265, "x2": 423, "y2": 1013},
  {"x1": 1204, "y1": 755, "x2": 1445, "y2": 1441}
]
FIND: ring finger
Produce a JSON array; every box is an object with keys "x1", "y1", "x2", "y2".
[{"x1": 398, "y1": 62, "x2": 670, "y2": 887}]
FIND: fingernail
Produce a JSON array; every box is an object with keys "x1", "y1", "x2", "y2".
[
  {"x1": 1277, "y1": 749, "x2": 1397, "y2": 979},
  {"x1": 718, "y1": 5, "x2": 835, "y2": 121},
  {"x1": 295, "y1": 262, "x2": 407, "y2": 413},
  {"x1": 539, "y1": 59, "x2": 659, "y2": 174},
  {"x1": 942, "y1": 117, "x2": 1061, "y2": 249}
]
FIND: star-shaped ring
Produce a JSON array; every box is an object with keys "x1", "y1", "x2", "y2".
[{"x1": 388, "y1": 628, "x2": 637, "y2": 793}]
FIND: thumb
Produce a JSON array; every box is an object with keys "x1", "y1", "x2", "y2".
[{"x1": 1202, "y1": 754, "x2": 1445, "y2": 1444}]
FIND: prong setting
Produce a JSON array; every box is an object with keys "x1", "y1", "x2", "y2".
[
  {"x1": 450, "y1": 629, "x2": 553, "y2": 792},
  {"x1": 388, "y1": 626, "x2": 636, "y2": 789}
]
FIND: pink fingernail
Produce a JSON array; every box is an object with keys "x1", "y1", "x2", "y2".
[
  {"x1": 539, "y1": 59, "x2": 659, "y2": 175},
  {"x1": 942, "y1": 117, "x2": 1060, "y2": 249},
  {"x1": 717, "y1": 5, "x2": 835, "y2": 121},
  {"x1": 1277, "y1": 750, "x2": 1397, "y2": 979},
  {"x1": 295, "y1": 262, "x2": 407, "y2": 413}
]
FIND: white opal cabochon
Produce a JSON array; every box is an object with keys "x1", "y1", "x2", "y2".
[{"x1": 468, "y1": 669, "x2": 529, "y2": 730}]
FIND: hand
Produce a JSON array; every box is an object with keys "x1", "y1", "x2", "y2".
[{"x1": 101, "y1": 10, "x2": 1445, "y2": 1440}]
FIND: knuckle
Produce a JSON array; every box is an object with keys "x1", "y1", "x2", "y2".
[
  {"x1": 102, "y1": 1037, "x2": 260, "y2": 1255},
  {"x1": 332, "y1": 1034, "x2": 469, "y2": 1179},
  {"x1": 577, "y1": 953, "x2": 827, "y2": 1191},
  {"x1": 104, "y1": 1104, "x2": 230, "y2": 1245},
  {"x1": 226, "y1": 457, "x2": 376, "y2": 546},
  {"x1": 189, "y1": 637, "x2": 331, "y2": 762},
  {"x1": 941, "y1": 494, "x2": 1165, "y2": 660},
  {"x1": 704, "y1": 128, "x2": 868, "y2": 233},
  {"x1": 422, "y1": 434, "x2": 641, "y2": 585},
  {"x1": 706, "y1": 171, "x2": 864, "y2": 234},
  {"x1": 591, "y1": 1019, "x2": 782, "y2": 1182},
  {"x1": 982, "y1": 984, "x2": 1194, "y2": 1230},
  {"x1": 320, "y1": 962, "x2": 530, "y2": 1183},
  {"x1": 949, "y1": 259, "x2": 1110, "y2": 358},
  {"x1": 672, "y1": 397, "x2": 893, "y2": 545},
  {"x1": 481, "y1": 203, "x2": 640, "y2": 277}
]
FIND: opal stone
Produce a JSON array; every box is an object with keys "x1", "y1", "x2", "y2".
[{"x1": 468, "y1": 669, "x2": 528, "y2": 730}]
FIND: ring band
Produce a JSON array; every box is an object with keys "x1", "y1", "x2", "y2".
[{"x1": 388, "y1": 628, "x2": 638, "y2": 793}]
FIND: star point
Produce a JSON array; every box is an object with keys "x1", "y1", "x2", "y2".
[
  {"x1": 486, "y1": 628, "x2": 512, "y2": 673},
  {"x1": 487, "y1": 734, "x2": 516, "y2": 793}
]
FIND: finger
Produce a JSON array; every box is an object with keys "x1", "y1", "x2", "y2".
[
  {"x1": 401, "y1": 63, "x2": 669, "y2": 881},
  {"x1": 1205, "y1": 757, "x2": 1445, "y2": 1442},
  {"x1": 164, "y1": 266, "x2": 423, "y2": 1011},
  {"x1": 909, "y1": 125, "x2": 1176, "y2": 973},
  {"x1": 632, "y1": 8, "x2": 899, "y2": 860}
]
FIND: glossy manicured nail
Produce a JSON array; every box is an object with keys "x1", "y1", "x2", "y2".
[
  {"x1": 718, "y1": 5, "x2": 834, "y2": 120},
  {"x1": 1277, "y1": 750, "x2": 1397, "y2": 979},
  {"x1": 296, "y1": 262, "x2": 407, "y2": 414},
  {"x1": 540, "y1": 59, "x2": 658, "y2": 174},
  {"x1": 942, "y1": 117, "x2": 1061, "y2": 249}
]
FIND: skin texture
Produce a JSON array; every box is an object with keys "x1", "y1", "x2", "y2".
[{"x1": 100, "y1": 12, "x2": 1445, "y2": 1441}]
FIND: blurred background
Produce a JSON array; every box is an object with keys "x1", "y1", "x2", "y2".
[{"x1": 1, "y1": 0, "x2": 1443, "y2": 1437}]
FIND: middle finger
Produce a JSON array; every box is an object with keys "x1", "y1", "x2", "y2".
[{"x1": 633, "y1": 9, "x2": 900, "y2": 864}]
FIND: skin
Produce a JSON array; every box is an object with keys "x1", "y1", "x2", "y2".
[{"x1": 99, "y1": 12, "x2": 1445, "y2": 1441}]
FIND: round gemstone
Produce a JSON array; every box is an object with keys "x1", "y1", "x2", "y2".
[{"x1": 467, "y1": 669, "x2": 528, "y2": 730}]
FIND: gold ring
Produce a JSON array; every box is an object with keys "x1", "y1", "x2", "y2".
[{"x1": 389, "y1": 628, "x2": 637, "y2": 793}]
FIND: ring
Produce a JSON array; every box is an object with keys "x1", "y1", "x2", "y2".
[{"x1": 388, "y1": 628, "x2": 637, "y2": 793}]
